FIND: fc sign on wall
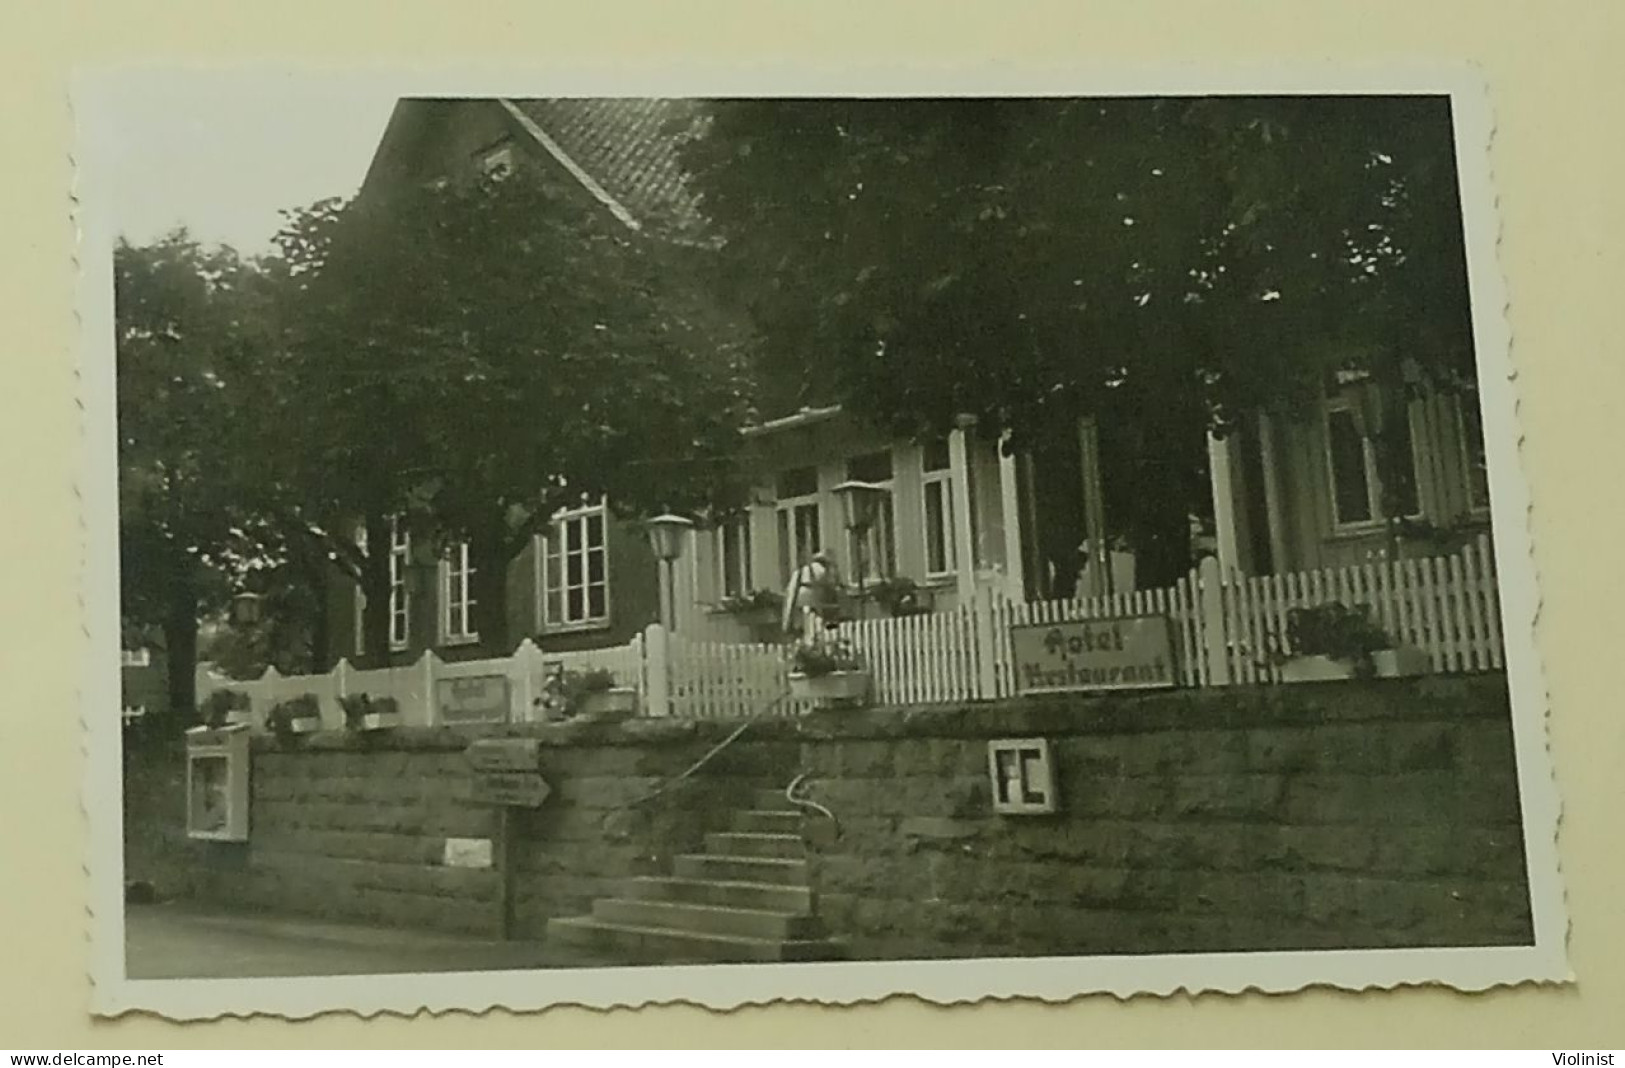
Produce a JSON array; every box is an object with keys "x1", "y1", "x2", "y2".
[{"x1": 1009, "y1": 615, "x2": 1178, "y2": 694}]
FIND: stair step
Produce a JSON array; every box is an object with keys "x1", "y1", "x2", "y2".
[
  {"x1": 732, "y1": 809, "x2": 804, "y2": 834},
  {"x1": 674, "y1": 853, "x2": 809, "y2": 886},
  {"x1": 624, "y1": 875, "x2": 814, "y2": 914},
  {"x1": 547, "y1": 916, "x2": 844, "y2": 964},
  {"x1": 705, "y1": 832, "x2": 805, "y2": 859},
  {"x1": 592, "y1": 897, "x2": 819, "y2": 940},
  {"x1": 752, "y1": 788, "x2": 799, "y2": 812}
]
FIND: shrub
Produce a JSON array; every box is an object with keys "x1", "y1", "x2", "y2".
[
  {"x1": 1283, "y1": 602, "x2": 1392, "y2": 677},
  {"x1": 197, "y1": 688, "x2": 250, "y2": 728}
]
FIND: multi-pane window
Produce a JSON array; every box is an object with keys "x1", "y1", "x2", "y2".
[
  {"x1": 388, "y1": 524, "x2": 410, "y2": 649},
  {"x1": 846, "y1": 451, "x2": 896, "y2": 582},
  {"x1": 716, "y1": 513, "x2": 753, "y2": 600},
  {"x1": 544, "y1": 503, "x2": 610, "y2": 627},
  {"x1": 920, "y1": 438, "x2": 956, "y2": 577},
  {"x1": 1325, "y1": 393, "x2": 1421, "y2": 528},
  {"x1": 775, "y1": 466, "x2": 821, "y2": 586},
  {"x1": 442, "y1": 542, "x2": 478, "y2": 643}
]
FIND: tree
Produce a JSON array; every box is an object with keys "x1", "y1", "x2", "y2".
[
  {"x1": 115, "y1": 234, "x2": 278, "y2": 722},
  {"x1": 269, "y1": 165, "x2": 755, "y2": 657},
  {"x1": 679, "y1": 95, "x2": 1476, "y2": 585}
]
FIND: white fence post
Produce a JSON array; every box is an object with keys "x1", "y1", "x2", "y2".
[
  {"x1": 421, "y1": 651, "x2": 440, "y2": 727},
  {"x1": 972, "y1": 585, "x2": 999, "y2": 700},
  {"x1": 511, "y1": 639, "x2": 543, "y2": 722},
  {"x1": 644, "y1": 623, "x2": 671, "y2": 718},
  {"x1": 1198, "y1": 555, "x2": 1232, "y2": 686}
]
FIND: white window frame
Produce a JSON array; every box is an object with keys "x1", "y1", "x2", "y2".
[
  {"x1": 441, "y1": 542, "x2": 478, "y2": 646},
  {"x1": 480, "y1": 143, "x2": 515, "y2": 182},
  {"x1": 920, "y1": 446, "x2": 957, "y2": 579},
  {"x1": 542, "y1": 501, "x2": 612, "y2": 631},
  {"x1": 387, "y1": 524, "x2": 411, "y2": 650},
  {"x1": 715, "y1": 513, "x2": 754, "y2": 601},
  {"x1": 775, "y1": 495, "x2": 821, "y2": 587},
  {"x1": 1323, "y1": 392, "x2": 1424, "y2": 532}
]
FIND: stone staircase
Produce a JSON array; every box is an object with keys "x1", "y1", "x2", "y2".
[{"x1": 546, "y1": 788, "x2": 845, "y2": 964}]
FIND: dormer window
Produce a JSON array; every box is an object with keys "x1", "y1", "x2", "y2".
[{"x1": 481, "y1": 143, "x2": 515, "y2": 182}]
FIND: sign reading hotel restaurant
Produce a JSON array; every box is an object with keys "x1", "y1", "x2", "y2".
[
  {"x1": 437, "y1": 674, "x2": 511, "y2": 724},
  {"x1": 1010, "y1": 615, "x2": 1177, "y2": 694}
]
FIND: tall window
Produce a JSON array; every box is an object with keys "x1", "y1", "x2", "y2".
[
  {"x1": 920, "y1": 438, "x2": 956, "y2": 577},
  {"x1": 716, "y1": 513, "x2": 753, "y2": 600},
  {"x1": 355, "y1": 519, "x2": 412, "y2": 654},
  {"x1": 442, "y1": 542, "x2": 477, "y2": 643},
  {"x1": 846, "y1": 451, "x2": 896, "y2": 582},
  {"x1": 544, "y1": 503, "x2": 610, "y2": 627},
  {"x1": 1325, "y1": 393, "x2": 1421, "y2": 528},
  {"x1": 775, "y1": 466, "x2": 821, "y2": 586},
  {"x1": 388, "y1": 524, "x2": 411, "y2": 649},
  {"x1": 1458, "y1": 392, "x2": 1491, "y2": 511}
]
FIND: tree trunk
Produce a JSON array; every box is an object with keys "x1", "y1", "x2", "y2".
[
  {"x1": 161, "y1": 576, "x2": 199, "y2": 732},
  {"x1": 359, "y1": 512, "x2": 393, "y2": 668},
  {"x1": 469, "y1": 532, "x2": 517, "y2": 657}
]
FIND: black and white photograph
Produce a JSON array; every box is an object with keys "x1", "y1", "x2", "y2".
[{"x1": 77, "y1": 70, "x2": 1563, "y2": 1017}]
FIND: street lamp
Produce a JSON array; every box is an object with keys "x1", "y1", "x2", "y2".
[
  {"x1": 833, "y1": 480, "x2": 889, "y2": 597},
  {"x1": 645, "y1": 513, "x2": 694, "y2": 633}
]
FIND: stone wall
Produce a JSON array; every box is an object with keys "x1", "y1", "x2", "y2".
[
  {"x1": 127, "y1": 720, "x2": 796, "y2": 938},
  {"x1": 793, "y1": 673, "x2": 1533, "y2": 958},
  {"x1": 124, "y1": 672, "x2": 1533, "y2": 956}
]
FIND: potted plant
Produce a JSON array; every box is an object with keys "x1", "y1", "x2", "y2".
[
  {"x1": 718, "y1": 588, "x2": 784, "y2": 623},
  {"x1": 1276, "y1": 602, "x2": 1430, "y2": 682},
  {"x1": 562, "y1": 668, "x2": 638, "y2": 721},
  {"x1": 866, "y1": 576, "x2": 933, "y2": 618},
  {"x1": 266, "y1": 693, "x2": 322, "y2": 737},
  {"x1": 340, "y1": 692, "x2": 402, "y2": 732},
  {"x1": 198, "y1": 688, "x2": 251, "y2": 729},
  {"x1": 787, "y1": 635, "x2": 871, "y2": 705}
]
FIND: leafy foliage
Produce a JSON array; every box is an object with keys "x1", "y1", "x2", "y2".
[
  {"x1": 1283, "y1": 602, "x2": 1392, "y2": 675},
  {"x1": 679, "y1": 96, "x2": 1477, "y2": 584},
  {"x1": 788, "y1": 634, "x2": 865, "y2": 677}
]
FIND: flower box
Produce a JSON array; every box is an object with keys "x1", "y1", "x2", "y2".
[
  {"x1": 355, "y1": 710, "x2": 401, "y2": 731},
  {"x1": 788, "y1": 670, "x2": 870, "y2": 705},
  {"x1": 1278, "y1": 655, "x2": 1359, "y2": 684},
  {"x1": 286, "y1": 714, "x2": 323, "y2": 734},
  {"x1": 577, "y1": 687, "x2": 638, "y2": 721},
  {"x1": 1371, "y1": 645, "x2": 1431, "y2": 678},
  {"x1": 1279, "y1": 644, "x2": 1432, "y2": 683}
]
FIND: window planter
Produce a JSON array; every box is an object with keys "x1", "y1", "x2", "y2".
[
  {"x1": 788, "y1": 670, "x2": 871, "y2": 706},
  {"x1": 355, "y1": 709, "x2": 402, "y2": 732},
  {"x1": 577, "y1": 686, "x2": 638, "y2": 722},
  {"x1": 286, "y1": 712, "x2": 323, "y2": 735},
  {"x1": 1279, "y1": 644, "x2": 1431, "y2": 683}
]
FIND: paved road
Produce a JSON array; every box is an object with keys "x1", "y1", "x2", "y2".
[{"x1": 125, "y1": 903, "x2": 603, "y2": 979}]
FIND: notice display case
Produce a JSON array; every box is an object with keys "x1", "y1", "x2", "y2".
[{"x1": 184, "y1": 723, "x2": 251, "y2": 842}]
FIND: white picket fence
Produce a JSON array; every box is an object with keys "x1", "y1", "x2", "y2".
[
  {"x1": 834, "y1": 533, "x2": 1504, "y2": 706},
  {"x1": 204, "y1": 535, "x2": 1504, "y2": 726}
]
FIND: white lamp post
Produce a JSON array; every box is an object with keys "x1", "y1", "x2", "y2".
[
  {"x1": 645, "y1": 513, "x2": 694, "y2": 633},
  {"x1": 833, "y1": 480, "x2": 889, "y2": 598}
]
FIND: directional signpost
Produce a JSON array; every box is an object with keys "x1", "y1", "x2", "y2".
[{"x1": 464, "y1": 738, "x2": 551, "y2": 939}]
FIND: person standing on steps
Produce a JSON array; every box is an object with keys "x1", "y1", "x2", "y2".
[{"x1": 781, "y1": 549, "x2": 843, "y2": 641}]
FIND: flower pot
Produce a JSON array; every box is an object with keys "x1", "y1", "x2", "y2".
[
  {"x1": 577, "y1": 687, "x2": 638, "y2": 721},
  {"x1": 356, "y1": 710, "x2": 401, "y2": 732},
  {"x1": 224, "y1": 708, "x2": 252, "y2": 728},
  {"x1": 788, "y1": 670, "x2": 870, "y2": 705},
  {"x1": 287, "y1": 715, "x2": 322, "y2": 735},
  {"x1": 1278, "y1": 655, "x2": 1360, "y2": 683},
  {"x1": 1372, "y1": 645, "x2": 1431, "y2": 678}
]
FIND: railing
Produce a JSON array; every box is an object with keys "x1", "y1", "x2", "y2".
[{"x1": 199, "y1": 535, "x2": 1504, "y2": 725}]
